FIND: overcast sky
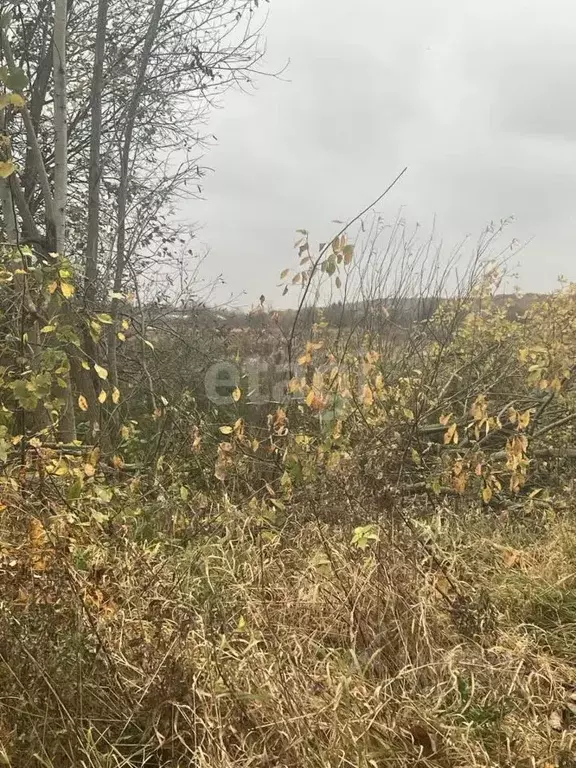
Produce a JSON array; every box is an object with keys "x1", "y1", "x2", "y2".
[{"x1": 186, "y1": 0, "x2": 576, "y2": 308}]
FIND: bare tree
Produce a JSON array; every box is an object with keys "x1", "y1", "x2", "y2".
[
  {"x1": 85, "y1": 0, "x2": 109, "y2": 306},
  {"x1": 0, "y1": 0, "x2": 268, "y2": 446},
  {"x1": 52, "y1": 0, "x2": 67, "y2": 253},
  {"x1": 107, "y1": 0, "x2": 165, "y2": 389}
]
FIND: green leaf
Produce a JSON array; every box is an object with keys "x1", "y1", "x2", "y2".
[
  {"x1": 67, "y1": 477, "x2": 83, "y2": 501},
  {"x1": 94, "y1": 486, "x2": 113, "y2": 503},
  {"x1": 12, "y1": 380, "x2": 38, "y2": 410},
  {"x1": 0, "y1": 11, "x2": 13, "y2": 29},
  {"x1": 6, "y1": 67, "x2": 29, "y2": 91},
  {"x1": 96, "y1": 313, "x2": 113, "y2": 324},
  {"x1": 351, "y1": 524, "x2": 379, "y2": 550},
  {"x1": 323, "y1": 255, "x2": 336, "y2": 276},
  {"x1": 343, "y1": 244, "x2": 354, "y2": 264}
]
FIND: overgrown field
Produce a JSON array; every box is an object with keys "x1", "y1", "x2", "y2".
[
  {"x1": 3, "y1": 479, "x2": 576, "y2": 767},
  {"x1": 3, "y1": 247, "x2": 576, "y2": 766}
]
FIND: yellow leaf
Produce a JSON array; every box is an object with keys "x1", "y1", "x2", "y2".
[
  {"x1": 502, "y1": 548, "x2": 520, "y2": 568},
  {"x1": 452, "y1": 472, "x2": 467, "y2": 494},
  {"x1": 219, "y1": 425, "x2": 233, "y2": 434},
  {"x1": 47, "y1": 458, "x2": 69, "y2": 476},
  {"x1": 288, "y1": 377, "x2": 301, "y2": 394},
  {"x1": 47, "y1": 280, "x2": 58, "y2": 295},
  {"x1": 232, "y1": 387, "x2": 241, "y2": 402},
  {"x1": 83, "y1": 463, "x2": 96, "y2": 477},
  {"x1": 444, "y1": 423, "x2": 457, "y2": 445},
  {"x1": 78, "y1": 395, "x2": 89, "y2": 412},
  {"x1": 482, "y1": 486, "x2": 493, "y2": 504},
  {"x1": 305, "y1": 389, "x2": 316, "y2": 408},
  {"x1": 361, "y1": 384, "x2": 374, "y2": 407},
  {"x1": 29, "y1": 518, "x2": 46, "y2": 548},
  {"x1": 112, "y1": 455, "x2": 124, "y2": 469},
  {"x1": 94, "y1": 364, "x2": 108, "y2": 380},
  {"x1": 112, "y1": 386, "x2": 120, "y2": 404},
  {"x1": 29, "y1": 517, "x2": 49, "y2": 572},
  {"x1": 517, "y1": 409, "x2": 531, "y2": 430},
  {"x1": 0, "y1": 93, "x2": 26, "y2": 109},
  {"x1": 0, "y1": 160, "x2": 15, "y2": 178},
  {"x1": 60, "y1": 281, "x2": 75, "y2": 298},
  {"x1": 98, "y1": 389, "x2": 107, "y2": 404},
  {"x1": 8, "y1": 93, "x2": 25, "y2": 108},
  {"x1": 273, "y1": 407, "x2": 288, "y2": 433},
  {"x1": 117, "y1": 332, "x2": 126, "y2": 341}
]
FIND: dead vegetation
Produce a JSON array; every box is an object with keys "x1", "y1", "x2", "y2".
[{"x1": 3, "y1": 219, "x2": 576, "y2": 767}]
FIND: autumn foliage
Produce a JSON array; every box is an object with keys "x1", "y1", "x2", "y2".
[{"x1": 2, "y1": 210, "x2": 576, "y2": 767}]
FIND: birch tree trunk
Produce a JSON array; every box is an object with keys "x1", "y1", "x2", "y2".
[
  {"x1": 108, "y1": 0, "x2": 165, "y2": 390},
  {"x1": 85, "y1": 0, "x2": 108, "y2": 306},
  {"x1": 53, "y1": 0, "x2": 76, "y2": 443},
  {"x1": 53, "y1": 0, "x2": 67, "y2": 253},
  {"x1": 82, "y1": 0, "x2": 110, "y2": 446}
]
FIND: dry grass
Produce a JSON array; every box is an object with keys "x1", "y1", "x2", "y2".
[{"x1": 2, "y1": 494, "x2": 576, "y2": 767}]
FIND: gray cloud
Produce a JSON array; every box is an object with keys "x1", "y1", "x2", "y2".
[{"x1": 187, "y1": 0, "x2": 576, "y2": 307}]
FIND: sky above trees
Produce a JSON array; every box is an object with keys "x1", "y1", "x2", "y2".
[{"x1": 193, "y1": 0, "x2": 576, "y2": 307}]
